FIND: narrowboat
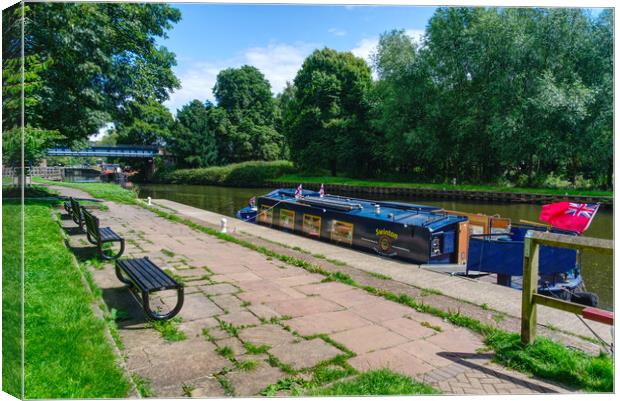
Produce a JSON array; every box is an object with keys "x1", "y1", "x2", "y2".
[{"x1": 237, "y1": 188, "x2": 468, "y2": 264}]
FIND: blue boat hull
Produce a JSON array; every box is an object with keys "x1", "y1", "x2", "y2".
[{"x1": 467, "y1": 225, "x2": 584, "y2": 295}]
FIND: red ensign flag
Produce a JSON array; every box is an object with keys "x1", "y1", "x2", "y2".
[{"x1": 539, "y1": 202, "x2": 599, "y2": 235}]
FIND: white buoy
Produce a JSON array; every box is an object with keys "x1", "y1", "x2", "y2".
[
  {"x1": 220, "y1": 218, "x2": 228, "y2": 233},
  {"x1": 147, "y1": 196, "x2": 152, "y2": 206}
]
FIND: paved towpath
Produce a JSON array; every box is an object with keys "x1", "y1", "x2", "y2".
[
  {"x1": 152, "y1": 199, "x2": 612, "y2": 345},
  {"x1": 53, "y1": 186, "x2": 573, "y2": 396}
]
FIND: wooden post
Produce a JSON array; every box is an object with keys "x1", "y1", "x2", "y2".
[{"x1": 521, "y1": 232, "x2": 539, "y2": 345}]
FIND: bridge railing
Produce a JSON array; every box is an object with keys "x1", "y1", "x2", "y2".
[{"x1": 521, "y1": 230, "x2": 613, "y2": 345}]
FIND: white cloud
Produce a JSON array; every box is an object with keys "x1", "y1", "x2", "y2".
[
  {"x1": 405, "y1": 29, "x2": 426, "y2": 45},
  {"x1": 88, "y1": 122, "x2": 115, "y2": 141},
  {"x1": 328, "y1": 27, "x2": 347, "y2": 37},
  {"x1": 350, "y1": 27, "x2": 427, "y2": 76},
  {"x1": 351, "y1": 37, "x2": 379, "y2": 63},
  {"x1": 165, "y1": 42, "x2": 316, "y2": 113}
]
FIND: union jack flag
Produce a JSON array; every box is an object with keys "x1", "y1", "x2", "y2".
[
  {"x1": 319, "y1": 183, "x2": 325, "y2": 198},
  {"x1": 294, "y1": 184, "x2": 303, "y2": 199},
  {"x1": 565, "y1": 203, "x2": 598, "y2": 218}
]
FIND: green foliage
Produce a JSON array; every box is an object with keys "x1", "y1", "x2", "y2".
[
  {"x1": 236, "y1": 359, "x2": 259, "y2": 371},
  {"x1": 306, "y1": 369, "x2": 440, "y2": 395},
  {"x1": 17, "y1": 202, "x2": 129, "y2": 398},
  {"x1": 153, "y1": 160, "x2": 295, "y2": 186},
  {"x1": 148, "y1": 317, "x2": 186, "y2": 342},
  {"x1": 2, "y1": 127, "x2": 63, "y2": 165},
  {"x1": 486, "y1": 331, "x2": 613, "y2": 392},
  {"x1": 116, "y1": 99, "x2": 175, "y2": 146},
  {"x1": 284, "y1": 48, "x2": 374, "y2": 177},
  {"x1": 168, "y1": 100, "x2": 219, "y2": 168},
  {"x1": 210, "y1": 65, "x2": 286, "y2": 163},
  {"x1": 216, "y1": 346, "x2": 235, "y2": 359},
  {"x1": 243, "y1": 342, "x2": 270, "y2": 355},
  {"x1": 366, "y1": 8, "x2": 613, "y2": 188},
  {"x1": 131, "y1": 374, "x2": 153, "y2": 398}
]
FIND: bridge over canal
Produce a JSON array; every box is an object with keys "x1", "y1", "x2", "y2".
[{"x1": 46, "y1": 145, "x2": 161, "y2": 158}]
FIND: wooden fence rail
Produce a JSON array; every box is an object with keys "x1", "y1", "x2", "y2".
[{"x1": 521, "y1": 230, "x2": 614, "y2": 345}]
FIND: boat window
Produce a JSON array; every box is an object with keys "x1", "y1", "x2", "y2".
[
  {"x1": 279, "y1": 209, "x2": 295, "y2": 230},
  {"x1": 330, "y1": 220, "x2": 354, "y2": 245},
  {"x1": 259, "y1": 205, "x2": 273, "y2": 225},
  {"x1": 303, "y1": 214, "x2": 321, "y2": 237}
]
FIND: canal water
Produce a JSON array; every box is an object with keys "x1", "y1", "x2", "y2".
[{"x1": 137, "y1": 184, "x2": 613, "y2": 310}]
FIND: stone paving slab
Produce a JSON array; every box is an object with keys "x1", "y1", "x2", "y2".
[
  {"x1": 237, "y1": 325, "x2": 297, "y2": 348},
  {"x1": 177, "y1": 293, "x2": 224, "y2": 321},
  {"x1": 286, "y1": 310, "x2": 373, "y2": 336},
  {"x1": 269, "y1": 338, "x2": 344, "y2": 370},
  {"x1": 218, "y1": 310, "x2": 262, "y2": 327},
  {"x1": 227, "y1": 363, "x2": 287, "y2": 396},
  {"x1": 330, "y1": 325, "x2": 409, "y2": 354},
  {"x1": 381, "y1": 317, "x2": 437, "y2": 340},
  {"x1": 267, "y1": 297, "x2": 344, "y2": 317},
  {"x1": 349, "y1": 346, "x2": 435, "y2": 377}
]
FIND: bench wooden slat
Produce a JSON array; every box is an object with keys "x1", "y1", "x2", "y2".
[
  {"x1": 121, "y1": 258, "x2": 177, "y2": 292},
  {"x1": 133, "y1": 258, "x2": 175, "y2": 291}
]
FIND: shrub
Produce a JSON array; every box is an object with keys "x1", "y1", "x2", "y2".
[{"x1": 152, "y1": 160, "x2": 295, "y2": 186}]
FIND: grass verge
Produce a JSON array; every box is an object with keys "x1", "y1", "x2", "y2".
[
  {"x1": 306, "y1": 369, "x2": 440, "y2": 396},
  {"x1": 33, "y1": 177, "x2": 138, "y2": 204},
  {"x1": 2, "y1": 200, "x2": 22, "y2": 397},
  {"x1": 16, "y1": 200, "x2": 129, "y2": 398},
  {"x1": 275, "y1": 174, "x2": 612, "y2": 197}
]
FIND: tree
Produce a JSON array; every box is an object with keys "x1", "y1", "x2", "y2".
[
  {"x1": 284, "y1": 48, "x2": 374, "y2": 176},
  {"x1": 116, "y1": 99, "x2": 174, "y2": 146},
  {"x1": 168, "y1": 100, "x2": 218, "y2": 168},
  {"x1": 3, "y1": 2, "x2": 181, "y2": 145},
  {"x1": 212, "y1": 66, "x2": 284, "y2": 162}
]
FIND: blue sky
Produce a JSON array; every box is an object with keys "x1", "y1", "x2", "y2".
[
  {"x1": 160, "y1": 4, "x2": 436, "y2": 112},
  {"x1": 159, "y1": 4, "x2": 606, "y2": 113}
]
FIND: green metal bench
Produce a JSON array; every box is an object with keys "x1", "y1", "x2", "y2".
[
  {"x1": 69, "y1": 197, "x2": 84, "y2": 229},
  {"x1": 115, "y1": 257, "x2": 184, "y2": 321},
  {"x1": 82, "y1": 208, "x2": 125, "y2": 260}
]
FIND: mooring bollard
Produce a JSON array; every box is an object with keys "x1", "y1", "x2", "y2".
[
  {"x1": 147, "y1": 196, "x2": 152, "y2": 206},
  {"x1": 220, "y1": 218, "x2": 228, "y2": 233}
]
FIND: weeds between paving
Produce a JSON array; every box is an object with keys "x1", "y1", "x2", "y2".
[
  {"x1": 3, "y1": 199, "x2": 130, "y2": 398},
  {"x1": 42, "y1": 182, "x2": 614, "y2": 392}
]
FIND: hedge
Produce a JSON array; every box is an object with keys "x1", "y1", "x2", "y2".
[{"x1": 152, "y1": 160, "x2": 295, "y2": 186}]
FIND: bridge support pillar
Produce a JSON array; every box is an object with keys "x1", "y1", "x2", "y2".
[{"x1": 145, "y1": 158, "x2": 156, "y2": 180}]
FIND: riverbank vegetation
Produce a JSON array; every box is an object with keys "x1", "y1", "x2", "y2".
[
  {"x1": 274, "y1": 174, "x2": 613, "y2": 197},
  {"x1": 2, "y1": 198, "x2": 129, "y2": 398},
  {"x1": 153, "y1": 160, "x2": 295, "y2": 186}
]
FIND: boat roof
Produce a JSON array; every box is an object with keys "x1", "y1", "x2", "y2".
[{"x1": 260, "y1": 189, "x2": 467, "y2": 231}]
